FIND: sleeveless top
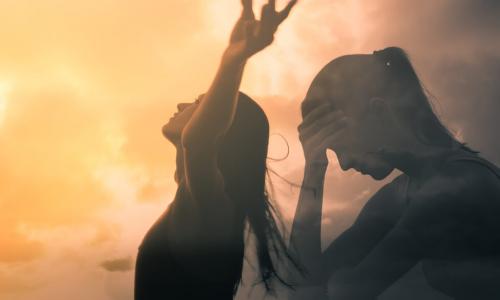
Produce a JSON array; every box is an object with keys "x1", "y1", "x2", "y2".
[{"x1": 134, "y1": 183, "x2": 244, "y2": 300}]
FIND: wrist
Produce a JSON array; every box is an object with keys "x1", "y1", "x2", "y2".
[
  {"x1": 302, "y1": 163, "x2": 327, "y2": 188},
  {"x1": 304, "y1": 159, "x2": 329, "y2": 171},
  {"x1": 222, "y1": 46, "x2": 249, "y2": 67},
  {"x1": 303, "y1": 150, "x2": 328, "y2": 167}
]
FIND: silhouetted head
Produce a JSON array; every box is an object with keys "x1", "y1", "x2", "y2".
[
  {"x1": 162, "y1": 96, "x2": 201, "y2": 145},
  {"x1": 163, "y1": 92, "x2": 270, "y2": 196},
  {"x1": 302, "y1": 47, "x2": 470, "y2": 180},
  {"x1": 163, "y1": 92, "x2": 296, "y2": 292}
]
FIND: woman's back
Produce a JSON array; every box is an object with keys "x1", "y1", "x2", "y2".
[{"x1": 419, "y1": 152, "x2": 500, "y2": 299}]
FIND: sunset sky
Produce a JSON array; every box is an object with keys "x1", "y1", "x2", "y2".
[{"x1": 1, "y1": 1, "x2": 499, "y2": 299}]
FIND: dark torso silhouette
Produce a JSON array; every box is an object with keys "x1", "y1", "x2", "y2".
[
  {"x1": 312, "y1": 151, "x2": 500, "y2": 300},
  {"x1": 377, "y1": 153, "x2": 500, "y2": 299},
  {"x1": 134, "y1": 183, "x2": 244, "y2": 300},
  {"x1": 417, "y1": 154, "x2": 500, "y2": 300}
]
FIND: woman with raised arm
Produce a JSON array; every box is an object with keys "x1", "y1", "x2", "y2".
[{"x1": 134, "y1": 1, "x2": 298, "y2": 299}]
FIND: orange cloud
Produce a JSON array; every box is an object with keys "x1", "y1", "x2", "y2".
[
  {"x1": 1, "y1": 0, "x2": 499, "y2": 299},
  {"x1": 0, "y1": 270, "x2": 37, "y2": 295}
]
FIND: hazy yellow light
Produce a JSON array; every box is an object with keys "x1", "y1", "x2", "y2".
[{"x1": 0, "y1": 81, "x2": 11, "y2": 127}]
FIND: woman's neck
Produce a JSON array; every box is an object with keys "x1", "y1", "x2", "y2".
[
  {"x1": 174, "y1": 144, "x2": 184, "y2": 183},
  {"x1": 387, "y1": 144, "x2": 458, "y2": 179}
]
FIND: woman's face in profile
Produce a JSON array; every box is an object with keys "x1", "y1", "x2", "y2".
[
  {"x1": 331, "y1": 117, "x2": 395, "y2": 180},
  {"x1": 162, "y1": 100, "x2": 200, "y2": 144},
  {"x1": 321, "y1": 96, "x2": 395, "y2": 180}
]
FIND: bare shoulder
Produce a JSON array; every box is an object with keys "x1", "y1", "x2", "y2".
[
  {"x1": 416, "y1": 158, "x2": 500, "y2": 205},
  {"x1": 403, "y1": 158, "x2": 500, "y2": 230},
  {"x1": 356, "y1": 174, "x2": 409, "y2": 224},
  {"x1": 400, "y1": 158, "x2": 500, "y2": 247}
]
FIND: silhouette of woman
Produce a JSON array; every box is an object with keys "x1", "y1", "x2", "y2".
[
  {"x1": 289, "y1": 47, "x2": 500, "y2": 300},
  {"x1": 134, "y1": 1, "x2": 298, "y2": 299}
]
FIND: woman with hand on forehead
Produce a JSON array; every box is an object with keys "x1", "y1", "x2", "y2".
[
  {"x1": 134, "y1": 1, "x2": 300, "y2": 299},
  {"x1": 289, "y1": 48, "x2": 500, "y2": 299}
]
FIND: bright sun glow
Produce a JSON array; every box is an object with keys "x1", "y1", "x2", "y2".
[{"x1": 0, "y1": 81, "x2": 11, "y2": 127}]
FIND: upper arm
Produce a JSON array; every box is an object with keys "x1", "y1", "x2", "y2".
[
  {"x1": 327, "y1": 173, "x2": 474, "y2": 297},
  {"x1": 327, "y1": 221, "x2": 422, "y2": 299},
  {"x1": 327, "y1": 163, "x2": 500, "y2": 298},
  {"x1": 353, "y1": 162, "x2": 500, "y2": 283},
  {"x1": 323, "y1": 176, "x2": 406, "y2": 275},
  {"x1": 181, "y1": 143, "x2": 234, "y2": 231},
  {"x1": 163, "y1": 145, "x2": 238, "y2": 278},
  {"x1": 182, "y1": 143, "x2": 224, "y2": 201}
]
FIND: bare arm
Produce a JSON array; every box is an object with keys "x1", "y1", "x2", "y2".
[
  {"x1": 290, "y1": 106, "x2": 406, "y2": 292},
  {"x1": 179, "y1": 0, "x2": 297, "y2": 225},
  {"x1": 326, "y1": 163, "x2": 499, "y2": 299},
  {"x1": 180, "y1": 52, "x2": 245, "y2": 150},
  {"x1": 322, "y1": 176, "x2": 406, "y2": 275},
  {"x1": 182, "y1": 0, "x2": 297, "y2": 148},
  {"x1": 289, "y1": 162, "x2": 328, "y2": 285},
  {"x1": 327, "y1": 222, "x2": 422, "y2": 300},
  {"x1": 165, "y1": 0, "x2": 298, "y2": 277},
  {"x1": 289, "y1": 106, "x2": 350, "y2": 287}
]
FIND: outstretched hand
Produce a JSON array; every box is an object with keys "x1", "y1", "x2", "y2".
[{"x1": 226, "y1": 0, "x2": 298, "y2": 62}]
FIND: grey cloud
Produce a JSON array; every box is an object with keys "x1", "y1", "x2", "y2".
[
  {"x1": 100, "y1": 257, "x2": 133, "y2": 272},
  {"x1": 242, "y1": 1, "x2": 500, "y2": 299},
  {"x1": 361, "y1": 0, "x2": 500, "y2": 164}
]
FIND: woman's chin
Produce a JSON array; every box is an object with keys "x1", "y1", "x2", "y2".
[{"x1": 162, "y1": 124, "x2": 180, "y2": 144}]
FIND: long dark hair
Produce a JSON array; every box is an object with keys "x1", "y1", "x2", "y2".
[
  {"x1": 217, "y1": 92, "x2": 299, "y2": 293},
  {"x1": 373, "y1": 47, "x2": 477, "y2": 153}
]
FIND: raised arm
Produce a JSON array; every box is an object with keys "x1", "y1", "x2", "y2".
[
  {"x1": 177, "y1": 0, "x2": 297, "y2": 233},
  {"x1": 182, "y1": 0, "x2": 297, "y2": 148}
]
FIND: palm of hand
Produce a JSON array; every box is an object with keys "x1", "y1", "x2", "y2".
[
  {"x1": 227, "y1": 0, "x2": 297, "y2": 60},
  {"x1": 298, "y1": 105, "x2": 350, "y2": 164}
]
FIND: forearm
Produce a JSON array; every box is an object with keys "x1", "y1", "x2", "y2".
[
  {"x1": 289, "y1": 162, "x2": 328, "y2": 284},
  {"x1": 181, "y1": 50, "x2": 246, "y2": 148},
  {"x1": 182, "y1": 0, "x2": 298, "y2": 148},
  {"x1": 328, "y1": 226, "x2": 421, "y2": 299}
]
